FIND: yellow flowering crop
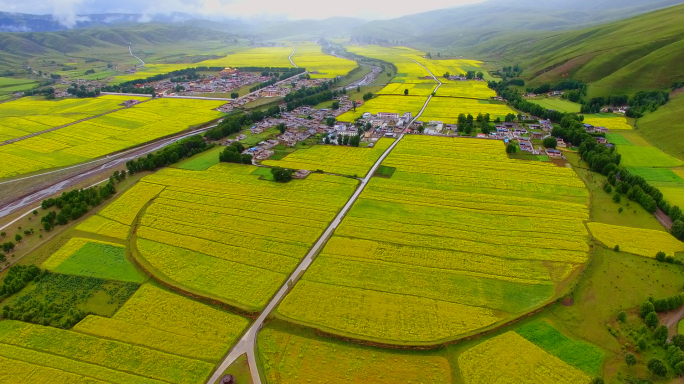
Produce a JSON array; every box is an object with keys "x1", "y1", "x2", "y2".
[
  {"x1": 100, "y1": 182, "x2": 165, "y2": 225},
  {"x1": 262, "y1": 138, "x2": 392, "y2": 176},
  {"x1": 75, "y1": 214, "x2": 130, "y2": 240},
  {"x1": 458, "y1": 332, "x2": 592, "y2": 384},
  {"x1": 588, "y1": 222, "x2": 684, "y2": 257},
  {"x1": 584, "y1": 115, "x2": 632, "y2": 130}
]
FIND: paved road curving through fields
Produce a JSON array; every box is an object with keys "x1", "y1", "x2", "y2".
[
  {"x1": 288, "y1": 46, "x2": 297, "y2": 68},
  {"x1": 129, "y1": 46, "x2": 146, "y2": 66},
  {"x1": 207, "y1": 57, "x2": 443, "y2": 384}
]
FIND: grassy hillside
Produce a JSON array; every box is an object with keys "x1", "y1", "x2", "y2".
[
  {"x1": 636, "y1": 92, "x2": 684, "y2": 160},
  {"x1": 0, "y1": 24, "x2": 236, "y2": 72},
  {"x1": 464, "y1": 4, "x2": 684, "y2": 97}
]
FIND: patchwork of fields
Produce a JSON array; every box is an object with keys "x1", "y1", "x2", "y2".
[
  {"x1": 277, "y1": 135, "x2": 591, "y2": 344},
  {"x1": 262, "y1": 138, "x2": 393, "y2": 176},
  {"x1": 130, "y1": 164, "x2": 357, "y2": 311},
  {"x1": 337, "y1": 95, "x2": 428, "y2": 122},
  {"x1": 346, "y1": 45, "x2": 435, "y2": 83},
  {"x1": 0, "y1": 98, "x2": 224, "y2": 178},
  {"x1": 0, "y1": 95, "x2": 148, "y2": 142},
  {"x1": 113, "y1": 46, "x2": 295, "y2": 83}
]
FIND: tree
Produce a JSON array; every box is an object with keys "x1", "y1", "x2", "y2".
[
  {"x1": 654, "y1": 325, "x2": 669, "y2": 344},
  {"x1": 231, "y1": 92, "x2": 239, "y2": 99},
  {"x1": 625, "y1": 353, "x2": 637, "y2": 366},
  {"x1": 672, "y1": 220, "x2": 684, "y2": 241},
  {"x1": 324, "y1": 137, "x2": 331, "y2": 144},
  {"x1": 506, "y1": 144, "x2": 517, "y2": 154},
  {"x1": 543, "y1": 137, "x2": 557, "y2": 148},
  {"x1": 404, "y1": 89, "x2": 409, "y2": 96},
  {"x1": 343, "y1": 135, "x2": 350, "y2": 145},
  {"x1": 614, "y1": 244, "x2": 620, "y2": 252},
  {"x1": 325, "y1": 117, "x2": 335, "y2": 127},
  {"x1": 647, "y1": 358, "x2": 667, "y2": 377},
  {"x1": 14, "y1": 234, "x2": 21, "y2": 242},
  {"x1": 640, "y1": 301, "x2": 655, "y2": 318},
  {"x1": 674, "y1": 334, "x2": 684, "y2": 349},
  {"x1": 356, "y1": 86, "x2": 360, "y2": 92},
  {"x1": 352, "y1": 101, "x2": 357, "y2": 112},
  {"x1": 277, "y1": 123, "x2": 286, "y2": 134},
  {"x1": 613, "y1": 194, "x2": 621, "y2": 203},
  {"x1": 656, "y1": 251, "x2": 667, "y2": 262},
  {"x1": 617, "y1": 311, "x2": 627, "y2": 322},
  {"x1": 591, "y1": 379, "x2": 604, "y2": 384},
  {"x1": 349, "y1": 135, "x2": 361, "y2": 147},
  {"x1": 645, "y1": 311, "x2": 659, "y2": 328},
  {"x1": 271, "y1": 167, "x2": 293, "y2": 183}
]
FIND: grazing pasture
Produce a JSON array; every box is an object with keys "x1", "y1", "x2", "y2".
[
  {"x1": 277, "y1": 136, "x2": 590, "y2": 344},
  {"x1": 617, "y1": 146, "x2": 683, "y2": 167}
]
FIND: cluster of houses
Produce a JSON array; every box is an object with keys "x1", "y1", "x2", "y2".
[{"x1": 151, "y1": 70, "x2": 272, "y2": 96}]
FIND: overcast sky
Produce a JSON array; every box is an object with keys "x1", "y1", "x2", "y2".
[{"x1": 0, "y1": 0, "x2": 485, "y2": 22}]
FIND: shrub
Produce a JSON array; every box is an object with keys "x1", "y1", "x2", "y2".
[
  {"x1": 617, "y1": 311, "x2": 627, "y2": 322},
  {"x1": 654, "y1": 325, "x2": 669, "y2": 344},
  {"x1": 613, "y1": 194, "x2": 621, "y2": 203},
  {"x1": 647, "y1": 358, "x2": 667, "y2": 377},
  {"x1": 614, "y1": 244, "x2": 620, "y2": 252},
  {"x1": 656, "y1": 251, "x2": 667, "y2": 262},
  {"x1": 625, "y1": 353, "x2": 637, "y2": 366},
  {"x1": 645, "y1": 311, "x2": 659, "y2": 328}
]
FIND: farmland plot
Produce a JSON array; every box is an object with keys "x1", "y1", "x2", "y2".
[
  {"x1": 262, "y1": 138, "x2": 393, "y2": 176},
  {"x1": 587, "y1": 222, "x2": 684, "y2": 257},
  {"x1": 421, "y1": 97, "x2": 517, "y2": 122},
  {"x1": 0, "y1": 95, "x2": 146, "y2": 142},
  {"x1": 434, "y1": 81, "x2": 497, "y2": 99},
  {"x1": 583, "y1": 115, "x2": 632, "y2": 130},
  {"x1": 133, "y1": 163, "x2": 357, "y2": 311},
  {"x1": 292, "y1": 43, "x2": 358, "y2": 79},
  {"x1": 346, "y1": 45, "x2": 435, "y2": 83},
  {"x1": 277, "y1": 135, "x2": 590, "y2": 344},
  {"x1": 458, "y1": 332, "x2": 592, "y2": 384},
  {"x1": 0, "y1": 98, "x2": 224, "y2": 178}
]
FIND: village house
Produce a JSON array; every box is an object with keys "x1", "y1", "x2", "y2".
[{"x1": 545, "y1": 148, "x2": 563, "y2": 157}]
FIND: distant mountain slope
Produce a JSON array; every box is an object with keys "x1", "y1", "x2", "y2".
[
  {"x1": 351, "y1": 0, "x2": 684, "y2": 43},
  {"x1": 0, "y1": 24, "x2": 235, "y2": 70},
  {"x1": 464, "y1": 4, "x2": 684, "y2": 96}
]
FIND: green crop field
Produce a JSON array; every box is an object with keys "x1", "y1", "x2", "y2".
[
  {"x1": 617, "y1": 146, "x2": 684, "y2": 167},
  {"x1": 43, "y1": 239, "x2": 145, "y2": 283},
  {"x1": 528, "y1": 98, "x2": 581, "y2": 113},
  {"x1": 174, "y1": 145, "x2": 224, "y2": 171}
]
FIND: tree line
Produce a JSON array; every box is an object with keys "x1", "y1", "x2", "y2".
[{"x1": 126, "y1": 135, "x2": 210, "y2": 174}]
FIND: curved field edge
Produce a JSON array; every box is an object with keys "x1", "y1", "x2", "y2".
[
  {"x1": 125, "y1": 195, "x2": 267, "y2": 317},
  {"x1": 271, "y1": 258, "x2": 589, "y2": 347}
]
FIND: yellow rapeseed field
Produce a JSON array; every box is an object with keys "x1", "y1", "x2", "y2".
[
  {"x1": 100, "y1": 181, "x2": 165, "y2": 225},
  {"x1": 421, "y1": 97, "x2": 517, "y2": 122},
  {"x1": 435, "y1": 81, "x2": 497, "y2": 99},
  {"x1": 278, "y1": 135, "x2": 591, "y2": 344},
  {"x1": 0, "y1": 95, "x2": 147, "y2": 142},
  {"x1": 584, "y1": 115, "x2": 632, "y2": 130},
  {"x1": 262, "y1": 138, "x2": 392, "y2": 176},
  {"x1": 292, "y1": 43, "x2": 358, "y2": 78},
  {"x1": 75, "y1": 214, "x2": 130, "y2": 240},
  {"x1": 458, "y1": 332, "x2": 592, "y2": 384},
  {"x1": 133, "y1": 164, "x2": 356, "y2": 311},
  {"x1": 587, "y1": 222, "x2": 684, "y2": 257},
  {"x1": 74, "y1": 284, "x2": 249, "y2": 363},
  {"x1": 258, "y1": 323, "x2": 452, "y2": 384},
  {"x1": 0, "y1": 98, "x2": 224, "y2": 179}
]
